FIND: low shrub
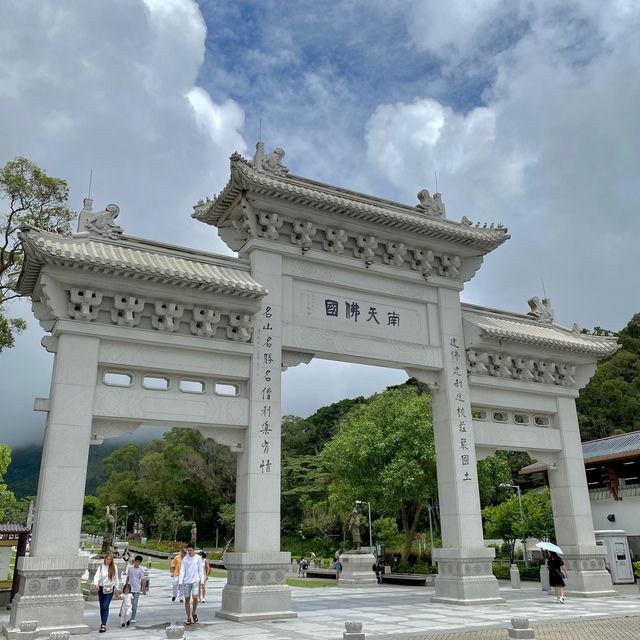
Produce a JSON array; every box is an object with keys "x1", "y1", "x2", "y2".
[{"x1": 134, "y1": 540, "x2": 184, "y2": 553}]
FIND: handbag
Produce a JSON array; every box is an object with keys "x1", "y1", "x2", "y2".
[{"x1": 102, "y1": 585, "x2": 113, "y2": 594}]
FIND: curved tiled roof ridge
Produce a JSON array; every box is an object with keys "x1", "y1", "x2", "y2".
[
  {"x1": 522, "y1": 430, "x2": 640, "y2": 474},
  {"x1": 17, "y1": 228, "x2": 266, "y2": 298},
  {"x1": 462, "y1": 304, "x2": 619, "y2": 357},
  {"x1": 194, "y1": 154, "x2": 509, "y2": 252}
]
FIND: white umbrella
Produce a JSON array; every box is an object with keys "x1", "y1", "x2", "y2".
[{"x1": 535, "y1": 541, "x2": 564, "y2": 554}]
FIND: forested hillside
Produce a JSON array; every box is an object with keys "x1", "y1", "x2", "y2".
[
  {"x1": 6, "y1": 441, "x2": 122, "y2": 499},
  {"x1": 576, "y1": 313, "x2": 640, "y2": 441}
]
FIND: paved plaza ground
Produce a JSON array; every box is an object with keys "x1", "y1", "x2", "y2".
[{"x1": 3, "y1": 570, "x2": 639, "y2": 640}]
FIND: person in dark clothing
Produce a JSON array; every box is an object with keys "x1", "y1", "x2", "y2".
[
  {"x1": 373, "y1": 557, "x2": 385, "y2": 583},
  {"x1": 547, "y1": 551, "x2": 568, "y2": 603}
]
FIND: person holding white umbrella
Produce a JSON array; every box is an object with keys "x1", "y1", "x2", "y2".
[{"x1": 537, "y1": 542, "x2": 568, "y2": 603}]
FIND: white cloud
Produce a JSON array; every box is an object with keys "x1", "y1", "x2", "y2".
[
  {"x1": 366, "y1": 1, "x2": 640, "y2": 330},
  {"x1": 0, "y1": 0, "x2": 246, "y2": 446},
  {"x1": 406, "y1": 0, "x2": 508, "y2": 60}
]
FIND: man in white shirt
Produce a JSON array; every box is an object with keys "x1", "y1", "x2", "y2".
[{"x1": 178, "y1": 543, "x2": 204, "y2": 624}]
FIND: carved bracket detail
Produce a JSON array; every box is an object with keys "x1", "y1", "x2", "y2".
[{"x1": 68, "y1": 288, "x2": 103, "y2": 321}]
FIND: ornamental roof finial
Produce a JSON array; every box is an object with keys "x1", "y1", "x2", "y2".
[
  {"x1": 416, "y1": 189, "x2": 446, "y2": 218},
  {"x1": 527, "y1": 297, "x2": 555, "y2": 323},
  {"x1": 252, "y1": 142, "x2": 289, "y2": 176},
  {"x1": 78, "y1": 202, "x2": 124, "y2": 239}
]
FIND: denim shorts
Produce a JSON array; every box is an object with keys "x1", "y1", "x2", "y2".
[{"x1": 183, "y1": 581, "x2": 199, "y2": 598}]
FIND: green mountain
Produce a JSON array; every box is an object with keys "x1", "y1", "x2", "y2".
[{"x1": 6, "y1": 441, "x2": 123, "y2": 499}]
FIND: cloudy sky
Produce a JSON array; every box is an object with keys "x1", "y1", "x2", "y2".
[{"x1": 1, "y1": 0, "x2": 639, "y2": 448}]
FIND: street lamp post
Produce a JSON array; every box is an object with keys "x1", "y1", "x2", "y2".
[
  {"x1": 355, "y1": 500, "x2": 372, "y2": 549},
  {"x1": 113, "y1": 504, "x2": 128, "y2": 548},
  {"x1": 184, "y1": 505, "x2": 195, "y2": 521},
  {"x1": 122, "y1": 506, "x2": 129, "y2": 541},
  {"x1": 298, "y1": 529, "x2": 305, "y2": 557},
  {"x1": 499, "y1": 484, "x2": 528, "y2": 567},
  {"x1": 427, "y1": 502, "x2": 435, "y2": 567}
]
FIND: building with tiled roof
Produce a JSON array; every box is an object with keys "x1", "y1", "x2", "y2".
[{"x1": 522, "y1": 430, "x2": 640, "y2": 556}]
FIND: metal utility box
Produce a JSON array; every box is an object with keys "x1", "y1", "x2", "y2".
[{"x1": 594, "y1": 530, "x2": 635, "y2": 584}]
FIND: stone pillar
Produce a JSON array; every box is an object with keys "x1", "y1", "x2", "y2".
[
  {"x1": 547, "y1": 396, "x2": 615, "y2": 597},
  {"x1": 4, "y1": 334, "x2": 98, "y2": 639},
  {"x1": 431, "y1": 288, "x2": 501, "y2": 604},
  {"x1": 217, "y1": 249, "x2": 295, "y2": 621}
]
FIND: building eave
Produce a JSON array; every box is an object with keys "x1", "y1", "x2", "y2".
[
  {"x1": 15, "y1": 228, "x2": 267, "y2": 300},
  {"x1": 462, "y1": 303, "x2": 620, "y2": 358},
  {"x1": 193, "y1": 154, "x2": 510, "y2": 254}
]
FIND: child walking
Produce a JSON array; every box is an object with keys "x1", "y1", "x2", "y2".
[{"x1": 119, "y1": 584, "x2": 133, "y2": 627}]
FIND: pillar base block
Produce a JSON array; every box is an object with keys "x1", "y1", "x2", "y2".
[
  {"x1": 562, "y1": 548, "x2": 616, "y2": 598},
  {"x1": 215, "y1": 551, "x2": 297, "y2": 621},
  {"x1": 432, "y1": 547, "x2": 503, "y2": 605},
  {"x1": 3, "y1": 555, "x2": 89, "y2": 640},
  {"x1": 337, "y1": 552, "x2": 377, "y2": 588}
]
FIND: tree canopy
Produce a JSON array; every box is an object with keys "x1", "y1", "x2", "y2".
[
  {"x1": 0, "y1": 156, "x2": 75, "y2": 351},
  {"x1": 577, "y1": 313, "x2": 640, "y2": 441},
  {"x1": 94, "y1": 429, "x2": 236, "y2": 542},
  {"x1": 482, "y1": 488, "x2": 554, "y2": 561},
  {"x1": 0, "y1": 444, "x2": 17, "y2": 521},
  {"x1": 320, "y1": 385, "x2": 437, "y2": 559}
]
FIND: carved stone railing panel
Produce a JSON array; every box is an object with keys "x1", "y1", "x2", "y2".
[{"x1": 467, "y1": 349, "x2": 578, "y2": 387}]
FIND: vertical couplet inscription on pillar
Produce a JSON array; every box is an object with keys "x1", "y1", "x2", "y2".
[
  {"x1": 448, "y1": 337, "x2": 476, "y2": 484},
  {"x1": 256, "y1": 305, "x2": 274, "y2": 475}
]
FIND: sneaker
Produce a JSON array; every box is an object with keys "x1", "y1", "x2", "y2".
[
  {"x1": 126, "y1": 621, "x2": 130, "y2": 626},
  {"x1": 121, "y1": 623, "x2": 125, "y2": 627},
  {"x1": 560, "y1": 597, "x2": 565, "y2": 604},
  {"x1": 179, "y1": 599, "x2": 184, "y2": 603},
  {"x1": 130, "y1": 619, "x2": 136, "y2": 623},
  {"x1": 201, "y1": 599, "x2": 205, "y2": 603},
  {"x1": 172, "y1": 596, "x2": 176, "y2": 602}
]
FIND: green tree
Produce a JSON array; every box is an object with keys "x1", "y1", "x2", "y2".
[
  {"x1": 483, "y1": 488, "x2": 554, "y2": 561},
  {"x1": 320, "y1": 386, "x2": 437, "y2": 560},
  {"x1": 94, "y1": 429, "x2": 236, "y2": 540},
  {"x1": 577, "y1": 313, "x2": 640, "y2": 441},
  {"x1": 476, "y1": 453, "x2": 512, "y2": 506},
  {"x1": 82, "y1": 495, "x2": 105, "y2": 535},
  {"x1": 371, "y1": 516, "x2": 403, "y2": 547},
  {"x1": 0, "y1": 156, "x2": 75, "y2": 351},
  {"x1": 0, "y1": 444, "x2": 17, "y2": 520}
]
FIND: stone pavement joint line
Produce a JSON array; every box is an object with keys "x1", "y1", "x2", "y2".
[
  {"x1": 1, "y1": 569, "x2": 639, "y2": 640},
  {"x1": 386, "y1": 616, "x2": 640, "y2": 640}
]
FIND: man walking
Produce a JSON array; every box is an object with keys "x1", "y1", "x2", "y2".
[
  {"x1": 178, "y1": 543, "x2": 204, "y2": 625},
  {"x1": 170, "y1": 548, "x2": 186, "y2": 602},
  {"x1": 124, "y1": 555, "x2": 145, "y2": 623}
]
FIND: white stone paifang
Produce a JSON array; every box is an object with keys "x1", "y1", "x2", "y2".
[{"x1": 10, "y1": 147, "x2": 621, "y2": 635}]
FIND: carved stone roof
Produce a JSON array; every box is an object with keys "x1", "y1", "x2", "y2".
[
  {"x1": 462, "y1": 303, "x2": 619, "y2": 357},
  {"x1": 15, "y1": 228, "x2": 266, "y2": 299},
  {"x1": 193, "y1": 153, "x2": 509, "y2": 252}
]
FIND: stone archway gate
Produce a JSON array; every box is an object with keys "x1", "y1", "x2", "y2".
[{"x1": 4, "y1": 144, "x2": 618, "y2": 637}]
